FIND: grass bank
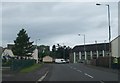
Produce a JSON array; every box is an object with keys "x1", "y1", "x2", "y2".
[{"x1": 20, "y1": 64, "x2": 42, "y2": 73}]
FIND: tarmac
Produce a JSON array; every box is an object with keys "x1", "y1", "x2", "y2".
[
  {"x1": 85, "y1": 64, "x2": 119, "y2": 74},
  {"x1": 1, "y1": 63, "x2": 119, "y2": 82}
]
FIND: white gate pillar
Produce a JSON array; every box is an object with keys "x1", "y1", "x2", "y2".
[
  {"x1": 103, "y1": 50, "x2": 105, "y2": 57},
  {"x1": 90, "y1": 51, "x2": 93, "y2": 59},
  {"x1": 97, "y1": 51, "x2": 99, "y2": 58},
  {"x1": 79, "y1": 52, "x2": 82, "y2": 60},
  {"x1": 73, "y1": 52, "x2": 76, "y2": 63}
]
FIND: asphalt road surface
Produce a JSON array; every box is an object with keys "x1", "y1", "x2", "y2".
[{"x1": 42, "y1": 63, "x2": 118, "y2": 82}]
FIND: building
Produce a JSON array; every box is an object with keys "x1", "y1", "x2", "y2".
[
  {"x1": 111, "y1": 35, "x2": 120, "y2": 58},
  {"x1": 7, "y1": 44, "x2": 14, "y2": 50},
  {"x1": 70, "y1": 43, "x2": 110, "y2": 63},
  {"x1": 31, "y1": 48, "x2": 38, "y2": 63},
  {"x1": 43, "y1": 56, "x2": 53, "y2": 63},
  {"x1": 1, "y1": 49, "x2": 14, "y2": 59}
]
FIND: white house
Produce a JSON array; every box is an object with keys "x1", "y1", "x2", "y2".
[
  {"x1": 1, "y1": 47, "x2": 39, "y2": 63},
  {"x1": 31, "y1": 48, "x2": 38, "y2": 63},
  {"x1": 1, "y1": 49, "x2": 14, "y2": 59}
]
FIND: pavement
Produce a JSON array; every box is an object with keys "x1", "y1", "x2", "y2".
[{"x1": 2, "y1": 63, "x2": 51, "y2": 82}]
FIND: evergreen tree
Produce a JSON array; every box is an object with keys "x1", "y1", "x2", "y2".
[
  {"x1": 51, "y1": 45, "x2": 56, "y2": 58},
  {"x1": 52, "y1": 45, "x2": 56, "y2": 52},
  {"x1": 13, "y1": 29, "x2": 34, "y2": 58}
]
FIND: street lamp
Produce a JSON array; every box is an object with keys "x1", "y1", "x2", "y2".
[
  {"x1": 78, "y1": 34, "x2": 86, "y2": 60},
  {"x1": 96, "y1": 3, "x2": 111, "y2": 68}
]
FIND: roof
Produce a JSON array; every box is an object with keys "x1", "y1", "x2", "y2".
[
  {"x1": 111, "y1": 35, "x2": 120, "y2": 42},
  {"x1": 43, "y1": 55, "x2": 53, "y2": 59},
  {"x1": 2, "y1": 49, "x2": 14, "y2": 57}
]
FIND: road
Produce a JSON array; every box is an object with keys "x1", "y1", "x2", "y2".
[
  {"x1": 40, "y1": 63, "x2": 118, "y2": 82},
  {"x1": 2, "y1": 63, "x2": 119, "y2": 82}
]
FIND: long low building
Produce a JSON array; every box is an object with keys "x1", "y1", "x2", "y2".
[
  {"x1": 70, "y1": 35, "x2": 120, "y2": 63},
  {"x1": 70, "y1": 43, "x2": 110, "y2": 63}
]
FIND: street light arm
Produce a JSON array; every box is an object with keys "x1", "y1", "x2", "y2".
[
  {"x1": 96, "y1": 3, "x2": 101, "y2": 5},
  {"x1": 96, "y1": 3, "x2": 109, "y2": 6},
  {"x1": 78, "y1": 34, "x2": 84, "y2": 36},
  {"x1": 78, "y1": 34, "x2": 81, "y2": 36}
]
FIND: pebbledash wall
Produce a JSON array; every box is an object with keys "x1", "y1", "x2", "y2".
[{"x1": 111, "y1": 35, "x2": 120, "y2": 58}]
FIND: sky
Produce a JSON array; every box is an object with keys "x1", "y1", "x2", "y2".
[{"x1": 1, "y1": 0, "x2": 119, "y2": 49}]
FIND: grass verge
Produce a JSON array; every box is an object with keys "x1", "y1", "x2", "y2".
[{"x1": 20, "y1": 64, "x2": 42, "y2": 73}]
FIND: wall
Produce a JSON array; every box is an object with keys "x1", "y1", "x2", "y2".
[
  {"x1": 118, "y1": 36, "x2": 120, "y2": 57},
  {"x1": 43, "y1": 56, "x2": 53, "y2": 62},
  {"x1": 31, "y1": 49, "x2": 38, "y2": 63},
  {"x1": 111, "y1": 36, "x2": 119, "y2": 58}
]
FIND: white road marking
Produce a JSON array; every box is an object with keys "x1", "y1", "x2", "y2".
[
  {"x1": 84, "y1": 73, "x2": 94, "y2": 78},
  {"x1": 38, "y1": 71, "x2": 49, "y2": 81},
  {"x1": 77, "y1": 70, "x2": 82, "y2": 72},
  {"x1": 100, "y1": 80, "x2": 105, "y2": 83},
  {"x1": 68, "y1": 66, "x2": 82, "y2": 73}
]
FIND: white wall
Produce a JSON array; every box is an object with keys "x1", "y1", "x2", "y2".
[
  {"x1": 118, "y1": 1, "x2": 120, "y2": 57},
  {"x1": 111, "y1": 36, "x2": 119, "y2": 57},
  {"x1": 118, "y1": 2, "x2": 120, "y2": 36},
  {"x1": 118, "y1": 36, "x2": 120, "y2": 57},
  {"x1": 32, "y1": 49, "x2": 38, "y2": 63}
]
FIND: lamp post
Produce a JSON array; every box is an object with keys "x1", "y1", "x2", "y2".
[
  {"x1": 78, "y1": 34, "x2": 86, "y2": 60},
  {"x1": 96, "y1": 3, "x2": 111, "y2": 68}
]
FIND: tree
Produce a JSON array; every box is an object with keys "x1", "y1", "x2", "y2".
[
  {"x1": 52, "y1": 45, "x2": 56, "y2": 52},
  {"x1": 51, "y1": 44, "x2": 72, "y2": 59},
  {"x1": 13, "y1": 29, "x2": 34, "y2": 58}
]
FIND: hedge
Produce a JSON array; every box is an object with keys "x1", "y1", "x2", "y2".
[{"x1": 11, "y1": 59, "x2": 36, "y2": 71}]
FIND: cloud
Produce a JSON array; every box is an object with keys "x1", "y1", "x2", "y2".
[{"x1": 2, "y1": 2, "x2": 118, "y2": 48}]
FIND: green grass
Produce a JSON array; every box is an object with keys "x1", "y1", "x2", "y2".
[{"x1": 20, "y1": 64, "x2": 42, "y2": 73}]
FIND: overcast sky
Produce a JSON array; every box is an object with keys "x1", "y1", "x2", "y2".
[{"x1": 1, "y1": 1, "x2": 119, "y2": 48}]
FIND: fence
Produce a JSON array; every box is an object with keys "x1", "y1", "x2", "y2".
[
  {"x1": 90, "y1": 57, "x2": 120, "y2": 69},
  {"x1": 11, "y1": 59, "x2": 36, "y2": 71}
]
